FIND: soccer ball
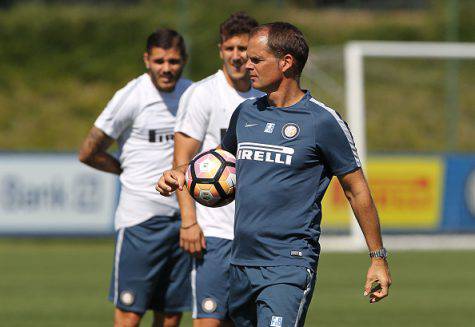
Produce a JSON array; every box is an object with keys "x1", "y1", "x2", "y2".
[{"x1": 185, "y1": 149, "x2": 236, "y2": 207}]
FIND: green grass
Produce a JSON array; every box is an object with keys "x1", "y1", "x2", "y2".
[{"x1": 1, "y1": 238, "x2": 474, "y2": 326}]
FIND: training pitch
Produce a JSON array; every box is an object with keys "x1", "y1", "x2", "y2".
[{"x1": 1, "y1": 239, "x2": 474, "y2": 326}]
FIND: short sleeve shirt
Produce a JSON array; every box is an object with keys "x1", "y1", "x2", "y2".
[
  {"x1": 221, "y1": 91, "x2": 361, "y2": 268},
  {"x1": 95, "y1": 73, "x2": 192, "y2": 229},
  {"x1": 175, "y1": 70, "x2": 263, "y2": 240}
]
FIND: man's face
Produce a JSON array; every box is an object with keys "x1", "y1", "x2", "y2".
[
  {"x1": 219, "y1": 34, "x2": 250, "y2": 82},
  {"x1": 143, "y1": 46, "x2": 186, "y2": 92},
  {"x1": 245, "y1": 31, "x2": 283, "y2": 93}
]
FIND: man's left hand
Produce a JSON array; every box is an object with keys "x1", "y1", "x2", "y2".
[{"x1": 364, "y1": 258, "x2": 392, "y2": 304}]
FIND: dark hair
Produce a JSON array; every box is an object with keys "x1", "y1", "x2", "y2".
[
  {"x1": 219, "y1": 12, "x2": 258, "y2": 43},
  {"x1": 251, "y1": 22, "x2": 309, "y2": 75},
  {"x1": 146, "y1": 28, "x2": 187, "y2": 59}
]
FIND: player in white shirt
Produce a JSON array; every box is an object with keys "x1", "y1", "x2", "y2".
[
  {"x1": 172, "y1": 12, "x2": 262, "y2": 327},
  {"x1": 79, "y1": 29, "x2": 192, "y2": 327}
]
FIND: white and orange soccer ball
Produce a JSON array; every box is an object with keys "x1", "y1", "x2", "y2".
[{"x1": 185, "y1": 149, "x2": 236, "y2": 207}]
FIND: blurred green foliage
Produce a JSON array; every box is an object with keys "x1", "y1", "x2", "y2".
[{"x1": 0, "y1": 0, "x2": 474, "y2": 150}]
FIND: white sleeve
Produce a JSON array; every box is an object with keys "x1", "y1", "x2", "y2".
[
  {"x1": 174, "y1": 85, "x2": 211, "y2": 142},
  {"x1": 94, "y1": 83, "x2": 139, "y2": 139}
]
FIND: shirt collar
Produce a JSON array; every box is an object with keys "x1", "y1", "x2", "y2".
[{"x1": 264, "y1": 90, "x2": 311, "y2": 110}]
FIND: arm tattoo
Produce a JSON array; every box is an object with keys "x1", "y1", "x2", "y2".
[{"x1": 79, "y1": 127, "x2": 122, "y2": 175}]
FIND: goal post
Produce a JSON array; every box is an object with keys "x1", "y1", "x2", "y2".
[{"x1": 344, "y1": 41, "x2": 475, "y2": 249}]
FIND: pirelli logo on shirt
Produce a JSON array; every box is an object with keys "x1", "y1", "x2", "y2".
[{"x1": 237, "y1": 142, "x2": 294, "y2": 166}]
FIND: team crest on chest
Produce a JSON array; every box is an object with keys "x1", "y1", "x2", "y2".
[{"x1": 282, "y1": 123, "x2": 300, "y2": 140}]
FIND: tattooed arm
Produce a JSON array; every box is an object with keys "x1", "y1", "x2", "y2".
[{"x1": 78, "y1": 126, "x2": 122, "y2": 175}]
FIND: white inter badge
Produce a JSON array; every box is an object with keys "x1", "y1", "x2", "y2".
[
  {"x1": 120, "y1": 290, "x2": 135, "y2": 306},
  {"x1": 264, "y1": 123, "x2": 275, "y2": 133},
  {"x1": 282, "y1": 123, "x2": 300, "y2": 140},
  {"x1": 202, "y1": 298, "x2": 217, "y2": 313}
]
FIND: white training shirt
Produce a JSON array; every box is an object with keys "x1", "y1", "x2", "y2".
[
  {"x1": 175, "y1": 70, "x2": 264, "y2": 240},
  {"x1": 95, "y1": 73, "x2": 192, "y2": 230}
]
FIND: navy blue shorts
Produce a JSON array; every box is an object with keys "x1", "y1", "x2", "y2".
[
  {"x1": 192, "y1": 237, "x2": 232, "y2": 320},
  {"x1": 228, "y1": 265, "x2": 316, "y2": 327},
  {"x1": 108, "y1": 215, "x2": 191, "y2": 314}
]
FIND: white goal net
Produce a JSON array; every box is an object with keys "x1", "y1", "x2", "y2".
[{"x1": 304, "y1": 41, "x2": 475, "y2": 251}]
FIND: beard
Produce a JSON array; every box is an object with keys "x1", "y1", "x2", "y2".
[{"x1": 149, "y1": 69, "x2": 182, "y2": 92}]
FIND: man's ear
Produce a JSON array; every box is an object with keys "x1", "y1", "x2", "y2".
[
  {"x1": 218, "y1": 43, "x2": 224, "y2": 60},
  {"x1": 281, "y1": 54, "x2": 294, "y2": 73},
  {"x1": 143, "y1": 52, "x2": 150, "y2": 69}
]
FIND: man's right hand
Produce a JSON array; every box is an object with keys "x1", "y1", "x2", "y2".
[
  {"x1": 180, "y1": 223, "x2": 206, "y2": 255},
  {"x1": 155, "y1": 169, "x2": 186, "y2": 196}
]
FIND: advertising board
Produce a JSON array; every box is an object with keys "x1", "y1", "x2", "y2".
[{"x1": 0, "y1": 153, "x2": 117, "y2": 234}]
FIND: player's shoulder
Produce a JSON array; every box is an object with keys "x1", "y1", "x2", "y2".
[
  {"x1": 234, "y1": 94, "x2": 267, "y2": 117},
  {"x1": 105, "y1": 74, "x2": 146, "y2": 112},
  {"x1": 180, "y1": 71, "x2": 224, "y2": 105},
  {"x1": 117, "y1": 73, "x2": 155, "y2": 101},
  {"x1": 177, "y1": 73, "x2": 214, "y2": 102},
  {"x1": 191, "y1": 71, "x2": 223, "y2": 91},
  {"x1": 113, "y1": 74, "x2": 144, "y2": 96},
  {"x1": 306, "y1": 94, "x2": 345, "y2": 127}
]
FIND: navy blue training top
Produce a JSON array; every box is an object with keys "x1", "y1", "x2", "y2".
[{"x1": 221, "y1": 91, "x2": 361, "y2": 269}]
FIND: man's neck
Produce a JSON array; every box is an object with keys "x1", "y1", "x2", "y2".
[
  {"x1": 266, "y1": 79, "x2": 305, "y2": 108},
  {"x1": 222, "y1": 67, "x2": 251, "y2": 93}
]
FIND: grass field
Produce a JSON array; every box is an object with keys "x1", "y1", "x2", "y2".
[{"x1": 1, "y1": 239, "x2": 474, "y2": 326}]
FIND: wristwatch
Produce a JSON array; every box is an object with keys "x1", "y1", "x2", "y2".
[{"x1": 369, "y1": 247, "x2": 388, "y2": 259}]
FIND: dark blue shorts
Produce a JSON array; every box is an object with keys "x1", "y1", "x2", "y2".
[
  {"x1": 192, "y1": 237, "x2": 232, "y2": 320},
  {"x1": 108, "y1": 215, "x2": 191, "y2": 314},
  {"x1": 228, "y1": 265, "x2": 316, "y2": 327}
]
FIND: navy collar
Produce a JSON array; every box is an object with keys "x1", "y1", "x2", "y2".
[{"x1": 260, "y1": 90, "x2": 311, "y2": 110}]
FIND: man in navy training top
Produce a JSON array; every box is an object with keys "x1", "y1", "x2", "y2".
[{"x1": 156, "y1": 22, "x2": 392, "y2": 327}]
